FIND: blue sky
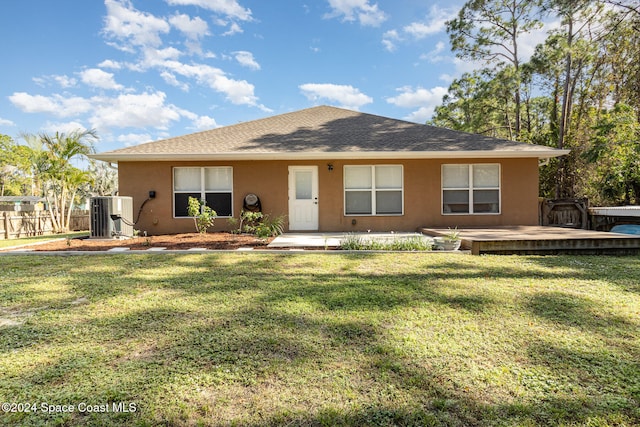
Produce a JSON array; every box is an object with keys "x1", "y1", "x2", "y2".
[{"x1": 0, "y1": 0, "x2": 493, "y2": 153}]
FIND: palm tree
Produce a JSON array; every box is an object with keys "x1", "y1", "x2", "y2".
[
  {"x1": 64, "y1": 167, "x2": 93, "y2": 231},
  {"x1": 22, "y1": 129, "x2": 97, "y2": 232}
]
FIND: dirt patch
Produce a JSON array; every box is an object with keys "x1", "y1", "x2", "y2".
[{"x1": 21, "y1": 233, "x2": 275, "y2": 251}]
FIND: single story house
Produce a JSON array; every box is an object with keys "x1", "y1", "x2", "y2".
[{"x1": 91, "y1": 105, "x2": 569, "y2": 234}]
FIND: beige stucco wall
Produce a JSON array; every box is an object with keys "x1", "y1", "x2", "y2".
[{"x1": 118, "y1": 158, "x2": 540, "y2": 234}]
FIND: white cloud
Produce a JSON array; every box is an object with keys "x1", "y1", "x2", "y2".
[
  {"x1": 9, "y1": 92, "x2": 93, "y2": 117},
  {"x1": 387, "y1": 85, "x2": 448, "y2": 122},
  {"x1": 404, "y1": 107, "x2": 438, "y2": 123},
  {"x1": 299, "y1": 83, "x2": 373, "y2": 110},
  {"x1": 165, "y1": 0, "x2": 252, "y2": 21},
  {"x1": 160, "y1": 71, "x2": 190, "y2": 91},
  {"x1": 420, "y1": 41, "x2": 447, "y2": 63},
  {"x1": 212, "y1": 75, "x2": 258, "y2": 105},
  {"x1": 103, "y1": 0, "x2": 171, "y2": 50},
  {"x1": 383, "y1": 5, "x2": 456, "y2": 52},
  {"x1": 382, "y1": 30, "x2": 400, "y2": 52},
  {"x1": 161, "y1": 60, "x2": 258, "y2": 105},
  {"x1": 99, "y1": 0, "x2": 262, "y2": 109},
  {"x1": 0, "y1": 117, "x2": 15, "y2": 127},
  {"x1": 233, "y1": 51, "x2": 260, "y2": 70},
  {"x1": 139, "y1": 46, "x2": 183, "y2": 69},
  {"x1": 32, "y1": 77, "x2": 46, "y2": 87},
  {"x1": 169, "y1": 13, "x2": 209, "y2": 39},
  {"x1": 325, "y1": 0, "x2": 387, "y2": 27},
  {"x1": 222, "y1": 21, "x2": 243, "y2": 36},
  {"x1": 98, "y1": 59, "x2": 122, "y2": 69},
  {"x1": 40, "y1": 121, "x2": 88, "y2": 135},
  {"x1": 54, "y1": 75, "x2": 78, "y2": 88},
  {"x1": 452, "y1": 56, "x2": 483, "y2": 76},
  {"x1": 387, "y1": 85, "x2": 448, "y2": 108},
  {"x1": 439, "y1": 73, "x2": 455, "y2": 83},
  {"x1": 79, "y1": 68, "x2": 124, "y2": 90},
  {"x1": 117, "y1": 133, "x2": 153, "y2": 147},
  {"x1": 32, "y1": 75, "x2": 78, "y2": 88},
  {"x1": 10, "y1": 89, "x2": 203, "y2": 134},
  {"x1": 518, "y1": 18, "x2": 561, "y2": 63},
  {"x1": 403, "y1": 6, "x2": 455, "y2": 40},
  {"x1": 90, "y1": 91, "x2": 182, "y2": 130},
  {"x1": 192, "y1": 115, "x2": 218, "y2": 130}
]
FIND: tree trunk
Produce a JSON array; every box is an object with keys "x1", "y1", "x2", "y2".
[
  {"x1": 65, "y1": 190, "x2": 76, "y2": 232},
  {"x1": 556, "y1": 16, "x2": 574, "y2": 198},
  {"x1": 45, "y1": 194, "x2": 60, "y2": 233}
]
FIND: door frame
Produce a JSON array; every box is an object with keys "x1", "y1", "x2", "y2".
[{"x1": 288, "y1": 165, "x2": 319, "y2": 231}]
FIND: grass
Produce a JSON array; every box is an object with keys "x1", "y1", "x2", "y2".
[
  {"x1": 0, "y1": 231, "x2": 89, "y2": 249},
  {"x1": 0, "y1": 253, "x2": 638, "y2": 426}
]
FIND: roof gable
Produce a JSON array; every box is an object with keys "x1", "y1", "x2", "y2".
[{"x1": 92, "y1": 105, "x2": 569, "y2": 161}]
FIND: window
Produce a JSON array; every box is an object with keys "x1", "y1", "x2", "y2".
[
  {"x1": 344, "y1": 165, "x2": 403, "y2": 215},
  {"x1": 442, "y1": 164, "x2": 500, "y2": 214},
  {"x1": 174, "y1": 167, "x2": 233, "y2": 217}
]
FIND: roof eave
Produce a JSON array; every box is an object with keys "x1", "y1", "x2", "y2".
[{"x1": 90, "y1": 149, "x2": 570, "y2": 163}]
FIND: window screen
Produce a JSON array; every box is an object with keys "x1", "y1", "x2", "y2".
[
  {"x1": 344, "y1": 165, "x2": 403, "y2": 215},
  {"x1": 174, "y1": 167, "x2": 233, "y2": 217},
  {"x1": 442, "y1": 164, "x2": 499, "y2": 215}
]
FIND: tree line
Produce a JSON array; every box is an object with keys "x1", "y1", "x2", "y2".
[
  {"x1": 431, "y1": 0, "x2": 640, "y2": 205},
  {"x1": 0, "y1": 130, "x2": 117, "y2": 233}
]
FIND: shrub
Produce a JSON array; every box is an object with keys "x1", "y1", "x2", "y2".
[
  {"x1": 239, "y1": 210, "x2": 264, "y2": 234},
  {"x1": 340, "y1": 234, "x2": 433, "y2": 251},
  {"x1": 389, "y1": 236, "x2": 432, "y2": 251},
  {"x1": 254, "y1": 214, "x2": 286, "y2": 239},
  {"x1": 340, "y1": 233, "x2": 366, "y2": 250},
  {"x1": 187, "y1": 197, "x2": 217, "y2": 234},
  {"x1": 229, "y1": 211, "x2": 285, "y2": 238}
]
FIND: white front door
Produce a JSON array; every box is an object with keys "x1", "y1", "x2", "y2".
[{"x1": 288, "y1": 166, "x2": 319, "y2": 230}]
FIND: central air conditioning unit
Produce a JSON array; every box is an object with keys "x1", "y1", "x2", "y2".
[{"x1": 90, "y1": 196, "x2": 134, "y2": 239}]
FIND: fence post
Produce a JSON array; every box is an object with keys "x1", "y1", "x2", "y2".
[{"x1": 3, "y1": 212, "x2": 8, "y2": 240}]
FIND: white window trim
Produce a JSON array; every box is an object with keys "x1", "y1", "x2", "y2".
[
  {"x1": 173, "y1": 166, "x2": 233, "y2": 218},
  {"x1": 441, "y1": 164, "x2": 501, "y2": 215},
  {"x1": 343, "y1": 165, "x2": 404, "y2": 216}
]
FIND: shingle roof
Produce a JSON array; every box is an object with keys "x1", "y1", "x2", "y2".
[{"x1": 91, "y1": 105, "x2": 569, "y2": 161}]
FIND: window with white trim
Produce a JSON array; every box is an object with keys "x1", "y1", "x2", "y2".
[
  {"x1": 442, "y1": 164, "x2": 500, "y2": 214},
  {"x1": 173, "y1": 167, "x2": 233, "y2": 217},
  {"x1": 344, "y1": 165, "x2": 403, "y2": 215}
]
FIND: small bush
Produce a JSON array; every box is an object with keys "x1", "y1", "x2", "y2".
[
  {"x1": 239, "y1": 210, "x2": 264, "y2": 234},
  {"x1": 229, "y1": 211, "x2": 286, "y2": 239},
  {"x1": 226, "y1": 217, "x2": 240, "y2": 233},
  {"x1": 187, "y1": 197, "x2": 217, "y2": 234},
  {"x1": 340, "y1": 234, "x2": 432, "y2": 251},
  {"x1": 340, "y1": 233, "x2": 366, "y2": 250},
  {"x1": 255, "y1": 214, "x2": 286, "y2": 239},
  {"x1": 389, "y1": 236, "x2": 432, "y2": 251}
]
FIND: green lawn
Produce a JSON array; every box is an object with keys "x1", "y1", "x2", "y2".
[
  {"x1": 0, "y1": 253, "x2": 638, "y2": 426},
  {"x1": 0, "y1": 232, "x2": 89, "y2": 249}
]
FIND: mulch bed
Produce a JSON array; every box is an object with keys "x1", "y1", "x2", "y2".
[{"x1": 21, "y1": 233, "x2": 276, "y2": 251}]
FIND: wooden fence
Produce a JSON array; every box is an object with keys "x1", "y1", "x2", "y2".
[
  {"x1": 538, "y1": 198, "x2": 589, "y2": 229},
  {"x1": 1, "y1": 210, "x2": 90, "y2": 239}
]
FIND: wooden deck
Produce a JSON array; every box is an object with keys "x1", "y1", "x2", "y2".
[{"x1": 420, "y1": 226, "x2": 640, "y2": 255}]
